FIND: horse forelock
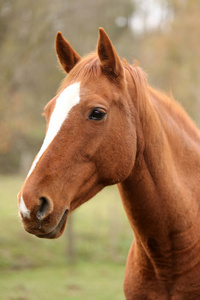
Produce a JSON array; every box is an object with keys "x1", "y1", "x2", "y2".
[
  {"x1": 58, "y1": 53, "x2": 135, "y2": 91},
  {"x1": 58, "y1": 53, "x2": 101, "y2": 91}
]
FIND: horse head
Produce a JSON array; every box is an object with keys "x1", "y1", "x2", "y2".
[{"x1": 18, "y1": 28, "x2": 137, "y2": 239}]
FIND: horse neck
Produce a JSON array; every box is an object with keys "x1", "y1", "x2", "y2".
[{"x1": 118, "y1": 73, "x2": 200, "y2": 258}]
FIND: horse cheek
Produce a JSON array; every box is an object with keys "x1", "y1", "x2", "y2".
[{"x1": 98, "y1": 129, "x2": 136, "y2": 185}]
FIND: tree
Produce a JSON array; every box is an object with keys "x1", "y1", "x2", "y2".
[{"x1": 134, "y1": 0, "x2": 200, "y2": 125}]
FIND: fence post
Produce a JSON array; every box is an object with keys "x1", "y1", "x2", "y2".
[{"x1": 66, "y1": 213, "x2": 76, "y2": 262}]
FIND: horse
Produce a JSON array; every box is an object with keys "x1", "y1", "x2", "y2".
[{"x1": 18, "y1": 28, "x2": 200, "y2": 299}]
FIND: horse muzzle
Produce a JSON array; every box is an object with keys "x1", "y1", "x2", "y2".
[{"x1": 18, "y1": 193, "x2": 69, "y2": 239}]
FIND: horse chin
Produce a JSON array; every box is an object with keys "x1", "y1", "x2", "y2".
[{"x1": 36, "y1": 209, "x2": 69, "y2": 239}]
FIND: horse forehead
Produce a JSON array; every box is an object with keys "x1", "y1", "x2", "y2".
[
  {"x1": 26, "y1": 82, "x2": 81, "y2": 179},
  {"x1": 57, "y1": 82, "x2": 81, "y2": 106},
  {"x1": 78, "y1": 79, "x2": 118, "y2": 102},
  {"x1": 45, "y1": 82, "x2": 81, "y2": 135}
]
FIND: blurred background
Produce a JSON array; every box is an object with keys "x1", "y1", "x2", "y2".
[{"x1": 0, "y1": 0, "x2": 200, "y2": 299}]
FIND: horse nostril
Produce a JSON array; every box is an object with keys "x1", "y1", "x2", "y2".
[{"x1": 37, "y1": 196, "x2": 53, "y2": 220}]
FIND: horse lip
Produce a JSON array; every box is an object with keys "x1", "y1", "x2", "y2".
[{"x1": 37, "y1": 209, "x2": 69, "y2": 239}]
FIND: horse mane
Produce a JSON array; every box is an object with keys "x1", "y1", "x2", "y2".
[
  {"x1": 59, "y1": 53, "x2": 200, "y2": 140},
  {"x1": 147, "y1": 86, "x2": 200, "y2": 140},
  {"x1": 124, "y1": 63, "x2": 200, "y2": 140}
]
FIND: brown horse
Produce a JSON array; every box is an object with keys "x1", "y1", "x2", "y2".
[{"x1": 18, "y1": 28, "x2": 200, "y2": 299}]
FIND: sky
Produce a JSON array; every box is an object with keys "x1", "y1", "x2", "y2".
[{"x1": 130, "y1": 0, "x2": 173, "y2": 33}]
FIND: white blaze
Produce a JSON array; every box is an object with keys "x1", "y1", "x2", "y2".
[
  {"x1": 27, "y1": 82, "x2": 80, "y2": 178},
  {"x1": 19, "y1": 196, "x2": 31, "y2": 219}
]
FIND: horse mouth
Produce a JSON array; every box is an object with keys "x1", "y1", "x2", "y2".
[{"x1": 37, "y1": 209, "x2": 69, "y2": 239}]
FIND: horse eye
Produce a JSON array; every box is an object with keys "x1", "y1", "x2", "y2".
[{"x1": 88, "y1": 108, "x2": 106, "y2": 121}]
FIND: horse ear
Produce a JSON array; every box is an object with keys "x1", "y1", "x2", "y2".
[
  {"x1": 55, "y1": 32, "x2": 81, "y2": 73},
  {"x1": 97, "y1": 28, "x2": 123, "y2": 78}
]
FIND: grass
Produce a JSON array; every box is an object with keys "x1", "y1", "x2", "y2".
[
  {"x1": 1, "y1": 262, "x2": 125, "y2": 300},
  {"x1": 0, "y1": 175, "x2": 133, "y2": 299}
]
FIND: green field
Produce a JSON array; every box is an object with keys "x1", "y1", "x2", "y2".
[{"x1": 0, "y1": 176, "x2": 133, "y2": 300}]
